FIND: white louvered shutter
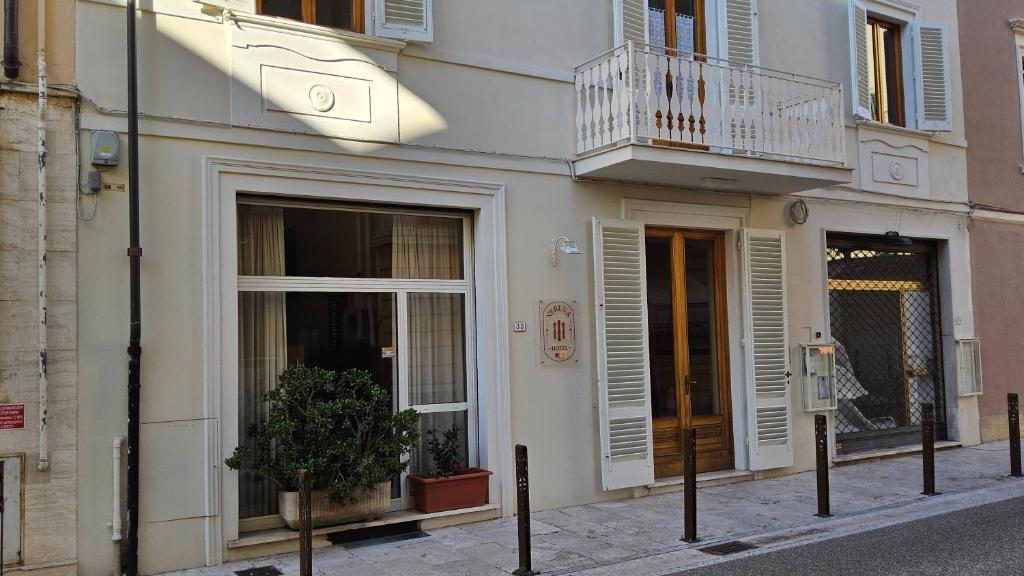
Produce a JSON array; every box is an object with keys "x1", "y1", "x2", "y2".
[
  {"x1": 849, "y1": 0, "x2": 871, "y2": 119},
  {"x1": 742, "y1": 229, "x2": 793, "y2": 471},
  {"x1": 374, "y1": 0, "x2": 433, "y2": 42},
  {"x1": 725, "y1": 0, "x2": 757, "y2": 66},
  {"x1": 915, "y1": 24, "x2": 952, "y2": 131},
  {"x1": 615, "y1": 0, "x2": 649, "y2": 46},
  {"x1": 593, "y1": 217, "x2": 655, "y2": 491},
  {"x1": 956, "y1": 339, "x2": 983, "y2": 396}
]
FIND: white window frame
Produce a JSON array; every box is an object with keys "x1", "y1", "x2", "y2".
[
  {"x1": 857, "y1": 0, "x2": 920, "y2": 129},
  {"x1": 204, "y1": 158, "x2": 509, "y2": 560},
  {"x1": 235, "y1": 199, "x2": 479, "y2": 514}
]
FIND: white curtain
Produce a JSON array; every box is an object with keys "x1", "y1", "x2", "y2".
[
  {"x1": 237, "y1": 205, "x2": 287, "y2": 518},
  {"x1": 392, "y1": 215, "x2": 467, "y2": 472}
]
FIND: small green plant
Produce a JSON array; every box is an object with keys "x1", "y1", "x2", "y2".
[
  {"x1": 225, "y1": 365, "x2": 420, "y2": 503},
  {"x1": 425, "y1": 425, "x2": 464, "y2": 478}
]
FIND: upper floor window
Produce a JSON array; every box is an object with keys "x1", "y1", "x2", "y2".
[
  {"x1": 866, "y1": 16, "x2": 905, "y2": 127},
  {"x1": 649, "y1": 0, "x2": 706, "y2": 55},
  {"x1": 849, "y1": 1, "x2": 952, "y2": 132},
  {"x1": 256, "y1": 0, "x2": 364, "y2": 33}
]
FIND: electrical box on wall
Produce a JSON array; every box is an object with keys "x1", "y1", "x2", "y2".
[
  {"x1": 801, "y1": 343, "x2": 837, "y2": 412},
  {"x1": 90, "y1": 130, "x2": 120, "y2": 166}
]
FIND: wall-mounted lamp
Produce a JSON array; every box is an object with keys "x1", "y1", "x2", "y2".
[
  {"x1": 884, "y1": 231, "x2": 913, "y2": 246},
  {"x1": 551, "y1": 236, "x2": 583, "y2": 267}
]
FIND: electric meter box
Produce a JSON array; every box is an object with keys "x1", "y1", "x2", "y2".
[
  {"x1": 801, "y1": 343, "x2": 837, "y2": 412},
  {"x1": 90, "y1": 130, "x2": 120, "y2": 166}
]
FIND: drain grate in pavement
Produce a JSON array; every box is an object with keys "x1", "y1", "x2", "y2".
[
  {"x1": 698, "y1": 540, "x2": 758, "y2": 556},
  {"x1": 235, "y1": 566, "x2": 283, "y2": 576}
]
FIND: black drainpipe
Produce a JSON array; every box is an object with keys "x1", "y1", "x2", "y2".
[
  {"x1": 2, "y1": 0, "x2": 19, "y2": 79},
  {"x1": 125, "y1": 0, "x2": 142, "y2": 574}
]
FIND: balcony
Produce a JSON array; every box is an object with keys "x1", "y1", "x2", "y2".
[{"x1": 573, "y1": 43, "x2": 852, "y2": 194}]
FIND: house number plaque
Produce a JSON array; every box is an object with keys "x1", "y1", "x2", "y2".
[{"x1": 540, "y1": 300, "x2": 578, "y2": 365}]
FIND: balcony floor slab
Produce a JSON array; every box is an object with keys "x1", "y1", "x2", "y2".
[{"x1": 574, "y1": 143, "x2": 853, "y2": 194}]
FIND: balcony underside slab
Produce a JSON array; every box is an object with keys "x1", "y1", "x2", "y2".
[{"x1": 574, "y1": 144, "x2": 853, "y2": 195}]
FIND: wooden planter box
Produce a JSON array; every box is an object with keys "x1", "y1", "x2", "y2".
[
  {"x1": 278, "y1": 481, "x2": 390, "y2": 529},
  {"x1": 408, "y1": 468, "x2": 493, "y2": 513}
]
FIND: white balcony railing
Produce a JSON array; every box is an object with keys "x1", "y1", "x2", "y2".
[{"x1": 575, "y1": 43, "x2": 845, "y2": 166}]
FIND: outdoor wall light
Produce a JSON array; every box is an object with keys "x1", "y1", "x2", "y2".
[
  {"x1": 551, "y1": 236, "x2": 583, "y2": 267},
  {"x1": 884, "y1": 230, "x2": 914, "y2": 246}
]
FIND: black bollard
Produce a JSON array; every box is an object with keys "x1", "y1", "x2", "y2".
[
  {"x1": 681, "y1": 427, "x2": 698, "y2": 543},
  {"x1": 298, "y1": 469, "x2": 312, "y2": 576},
  {"x1": 1010, "y1": 393, "x2": 1022, "y2": 478},
  {"x1": 921, "y1": 403, "x2": 937, "y2": 496},
  {"x1": 814, "y1": 414, "x2": 831, "y2": 517},
  {"x1": 515, "y1": 444, "x2": 532, "y2": 575}
]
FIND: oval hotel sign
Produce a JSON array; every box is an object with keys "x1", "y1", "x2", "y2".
[{"x1": 540, "y1": 300, "x2": 578, "y2": 364}]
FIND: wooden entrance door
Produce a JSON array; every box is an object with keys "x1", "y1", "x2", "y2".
[{"x1": 645, "y1": 228, "x2": 733, "y2": 478}]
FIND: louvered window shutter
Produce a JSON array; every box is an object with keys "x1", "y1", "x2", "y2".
[
  {"x1": 374, "y1": 0, "x2": 433, "y2": 42},
  {"x1": 725, "y1": 0, "x2": 757, "y2": 66},
  {"x1": 914, "y1": 24, "x2": 952, "y2": 131},
  {"x1": 592, "y1": 217, "x2": 655, "y2": 490},
  {"x1": 615, "y1": 0, "x2": 649, "y2": 46},
  {"x1": 742, "y1": 229, "x2": 793, "y2": 471},
  {"x1": 849, "y1": 0, "x2": 871, "y2": 119}
]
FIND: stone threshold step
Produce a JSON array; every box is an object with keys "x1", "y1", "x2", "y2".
[{"x1": 833, "y1": 440, "x2": 962, "y2": 465}]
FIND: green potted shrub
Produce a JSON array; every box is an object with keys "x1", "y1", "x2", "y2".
[
  {"x1": 226, "y1": 365, "x2": 419, "y2": 529},
  {"x1": 408, "y1": 425, "x2": 492, "y2": 513}
]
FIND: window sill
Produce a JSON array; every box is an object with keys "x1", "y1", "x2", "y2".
[
  {"x1": 855, "y1": 119, "x2": 936, "y2": 139},
  {"x1": 225, "y1": 11, "x2": 406, "y2": 54}
]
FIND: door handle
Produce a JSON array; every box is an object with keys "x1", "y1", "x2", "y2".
[{"x1": 684, "y1": 374, "x2": 697, "y2": 395}]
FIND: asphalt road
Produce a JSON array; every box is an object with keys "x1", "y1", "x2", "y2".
[{"x1": 676, "y1": 496, "x2": 1024, "y2": 576}]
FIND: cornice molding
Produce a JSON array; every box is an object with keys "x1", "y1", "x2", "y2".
[{"x1": 1011, "y1": 18, "x2": 1024, "y2": 35}]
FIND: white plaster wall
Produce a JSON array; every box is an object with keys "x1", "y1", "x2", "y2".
[{"x1": 72, "y1": 0, "x2": 974, "y2": 574}]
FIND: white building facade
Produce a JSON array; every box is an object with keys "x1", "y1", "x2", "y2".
[{"x1": 72, "y1": 0, "x2": 980, "y2": 573}]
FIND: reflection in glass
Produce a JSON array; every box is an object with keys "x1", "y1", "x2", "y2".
[
  {"x1": 685, "y1": 239, "x2": 720, "y2": 416},
  {"x1": 259, "y1": 0, "x2": 302, "y2": 21},
  {"x1": 409, "y1": 293, "x2": 467, "y2": 405},
  {"x1": 866, "y1": 18, "x2": 903, "y2": 126},
  {"x1": 315, "y1": 0, "x2": 354, "y2": 29},
  {"x1": 646, "y1": 237, "x2": 678, "y2": 419},
  {"x1": 412, "y1": 411, "x2": 469, "y2": 476},
  {"x1": 238, "y1": 203, "x2": 465, "y2": 280}
]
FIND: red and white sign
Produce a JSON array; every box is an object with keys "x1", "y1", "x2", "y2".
[
  {"x1": 0, "y1": 404, "x2": 25, "y2": 430},
  {"x1": 540, "y1": 300, "x2": 578, "y2": 364}
]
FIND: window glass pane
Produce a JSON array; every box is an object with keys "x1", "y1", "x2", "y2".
[
  {"x1": 237, "y1": 203, "x2": 465, "y2": 280},
  {"x1": 237, "y1": 291, "x2": 287, "y2": 519},
  {"x1": 316, "y1": 0, "x2": 354, "y2": 29},
  {"x1": 684, "y1": 239, "x2": 720, "y2": 417},
  {"x1": 408, "y1": 293, "x2": 467, "y2": 405},
  {"x1": 867, "y1": 18, "x2": 903, "y2": 126},
  {"x1": 259, "y1": 0, "x2": 302, "y2": 20},
  {"x1": 237, "y1": 291, "x2": 398, "y2": 519},
  {"x1": 411, "y1": 411, "x2": 469, "y2": 475},
  {"x1": 646, "y1": 236, "x2": 678, "y2": 419}
]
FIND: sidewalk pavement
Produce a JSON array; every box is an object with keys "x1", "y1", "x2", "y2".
[{"x1": 169, "y1": 441, "x2": 1024, "y2": 576}]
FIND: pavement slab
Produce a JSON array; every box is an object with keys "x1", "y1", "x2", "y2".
[{"x1": 162, "y1": 441, "x2": 1024, "y2": 576}]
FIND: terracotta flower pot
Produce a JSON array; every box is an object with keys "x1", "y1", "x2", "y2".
[
  {"x1": 408, "y1": 468, "x2": 493, "y2": 513},
  {"x1": 278, "y1": 481, "x2": 390, "y2": 529}
]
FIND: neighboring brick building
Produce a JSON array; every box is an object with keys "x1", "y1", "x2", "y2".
[
  {"x1": 958, "y1": 1, "x2": 1024, "y2": 441},
  {"x1": 0, "y1": 0, "x2": 78, "y2": 571}
]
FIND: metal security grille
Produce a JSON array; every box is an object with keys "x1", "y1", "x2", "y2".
[{"x1": 827, "y1": 234, "x2": 945, "y2": 453}]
